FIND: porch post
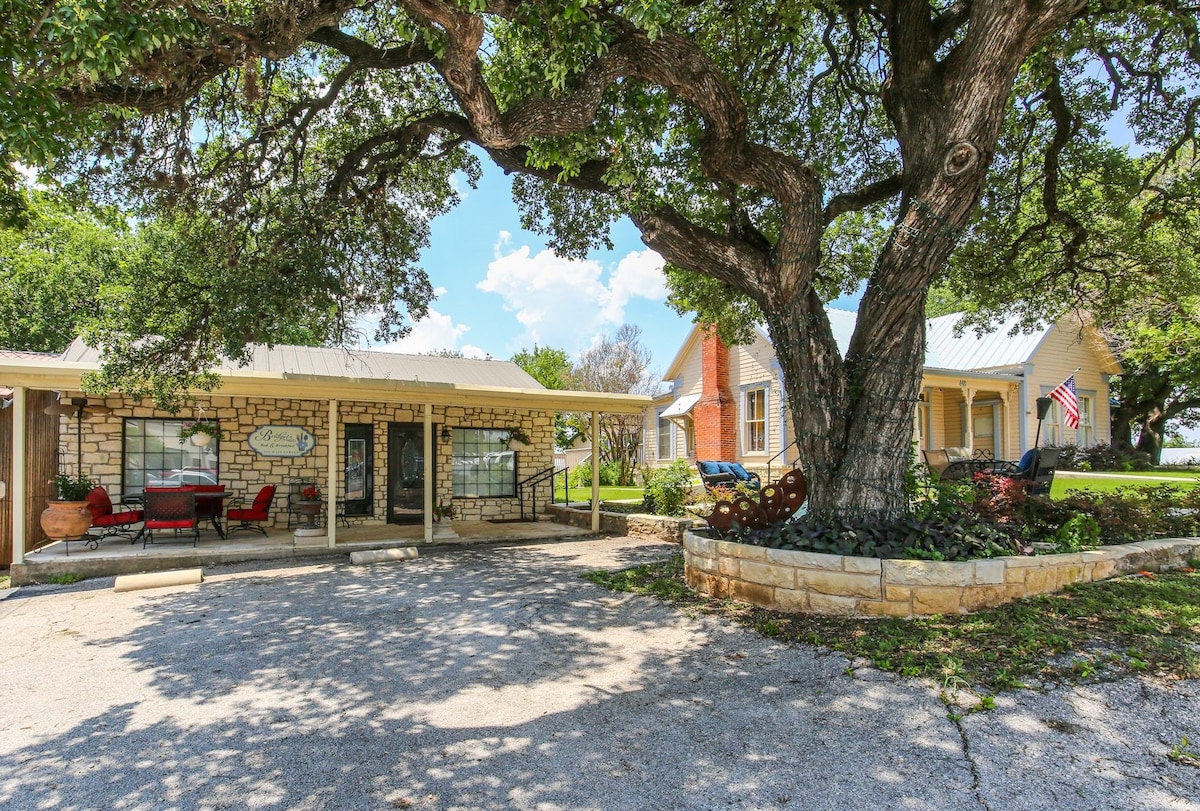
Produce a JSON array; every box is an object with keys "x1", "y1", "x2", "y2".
[
  {"x1": 327, "y1": 399, "x2": 338, "y2": 549},
  {"x1": 963, "y1": 387, "x2": 975, "y2": 451},
  {"x1": 424, "y1": 403, "x2": 433, "y2": 544},
  {"x1": 12, "y1": 386, "x2": 26, "y2": 566},
  {"x1": 590, "y1": 410, "x2": 600, "y2": 533}
]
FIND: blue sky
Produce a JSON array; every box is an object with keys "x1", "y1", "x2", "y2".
[
  {"x1": 369, "y1": 163, "x2": 699, "y2": 377},
  {"x1": 372, "y1": 162, "x2": 865, "y2": 379}
]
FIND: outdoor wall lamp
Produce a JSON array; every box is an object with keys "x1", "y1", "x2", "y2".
[{"x1": 440, "y1": 426, "x2": 451, "y2": 442}]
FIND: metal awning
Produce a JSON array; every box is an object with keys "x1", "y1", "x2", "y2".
[{"x1": 660, "y1": 392, "x2": 701, "y2": 419}]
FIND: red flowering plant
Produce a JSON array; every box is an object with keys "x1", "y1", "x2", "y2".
[{"x1": 300, "y1": 485, "x2": 321, "y2": 502}]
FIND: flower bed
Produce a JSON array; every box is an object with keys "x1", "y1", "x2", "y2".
[{"x1": 682, "y1": 530, "x2": 1200, "y2": 617}]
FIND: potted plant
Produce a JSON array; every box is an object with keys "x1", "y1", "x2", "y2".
[
  {"x1": 506, "y1": 427, "x2": 532, "y2": 451},
  {"x1": 294, "y1": 484, "x2": 323, "y2": 527},
  {"x1": 40, "y1": 472, "x2": 97, "y2": 541},
  {"x1": 433, "y1": 500, "x2": 454, "y2": 522},
  {"x1": 179, "y1": 420, "x2": 223, "y2": 447}
]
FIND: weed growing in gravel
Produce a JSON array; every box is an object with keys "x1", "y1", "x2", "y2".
[
  {"x1": 585, "y1": 553, "x2": 1200, "y2": 691},
  {"x1": 43, "y1": 573, "x2": 85, "y2": 585},
  {"x1": 1169, "y1": 736, "x2": 1200, "y2": 768}
]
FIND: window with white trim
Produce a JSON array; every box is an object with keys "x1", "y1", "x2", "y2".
[
  {"x1": 657, "y1": 411, "x2": 673, "y2": 460},
  {"x1": 744, "y1": 387, "x2": 766, "y2": 453},
  {"x1": 1078, "y1": 393, "x2": 1095, "y2": 447}
]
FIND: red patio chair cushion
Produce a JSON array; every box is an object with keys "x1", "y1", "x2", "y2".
[
  {"x1": 228, "y1": 485, "x2": 276, "y2": 522},
  {"x1": 85, "y1": 487, "x2": 114, "y2": 521}
]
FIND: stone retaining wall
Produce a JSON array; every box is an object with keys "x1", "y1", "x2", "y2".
[
  {"x1": 546, "y1": 505, "x2": 697, "y2": 543},
  {"x1": 682, "y1": 531, "x2": 1200, "y2": 617}
]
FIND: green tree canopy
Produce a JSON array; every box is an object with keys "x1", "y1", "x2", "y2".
[
  {"x1": 5, "y1": 0, "x2": 1200, "y2": 516},
  {"x1": 0, "y1": 190, "x2": 128, "y2": 352}
]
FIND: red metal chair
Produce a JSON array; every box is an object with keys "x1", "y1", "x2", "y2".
[
  {"x1": 84, "y1": 486, "x2": 144, "y2": 548},
  {"x1": 141, "y1": 489, "x2": 199, "y2": 548},
  {"x1": 226, "y1": 485, "x2": 277, "y2": 537}
]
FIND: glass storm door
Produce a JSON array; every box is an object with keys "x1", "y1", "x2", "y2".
[
  {"x1": 387, "y1": 422, "x2": 425, "y2": 524},
  {"x1": 343, "y1": 424, "x2": 372, "y2": 517}
]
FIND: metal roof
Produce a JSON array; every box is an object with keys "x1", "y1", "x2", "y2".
[
  {"x1": 924, "y1": 312, "x2": 1045, "y2": 371},
  {"x1": 3, "y1": 339, "x2": 651, "y2": 414},
  {"x1": 59, "y1": 339, "x2": 543, "y2": 389},
  {"x1": 660, "y1": 392, "x2": 701, "y2": 418}
]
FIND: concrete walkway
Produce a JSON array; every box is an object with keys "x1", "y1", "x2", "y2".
[
  {"x1": 12, "y1": 519, "x2": 595, "y2": 585},
  {"x1": 0, "y1": 537, "x2": 1196, "y2": 810}
]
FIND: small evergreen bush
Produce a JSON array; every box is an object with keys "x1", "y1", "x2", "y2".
[{"x1": 643, "y1": 460, "x2": 695, "y2": 517}]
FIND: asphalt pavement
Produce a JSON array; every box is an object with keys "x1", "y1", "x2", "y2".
[{"x1": 0, "y1": 537, "x2": 1196, "y2": 811}]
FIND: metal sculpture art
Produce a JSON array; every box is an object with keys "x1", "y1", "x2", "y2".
[{"x1": 705, "y1": 468, "x2": 807, "y2": 535}]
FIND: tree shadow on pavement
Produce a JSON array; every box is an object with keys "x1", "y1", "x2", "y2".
[{"x1": 1, "y1": 539, "x2": 1193, "y2": 810}]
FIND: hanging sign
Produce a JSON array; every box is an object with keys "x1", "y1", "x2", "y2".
[{"x1": 248, "y1": 425, "x2": 317, "y2": 457}]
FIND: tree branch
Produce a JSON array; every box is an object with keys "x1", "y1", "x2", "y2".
[{"x1": 822, "y1": 174, "x2": 903, "y2": 222}]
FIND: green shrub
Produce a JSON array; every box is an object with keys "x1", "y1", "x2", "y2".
[
  {"x1": 733, "y1": 511, "x2": 1019, "y2": 561},
  {"x1": 725, "y1": 472, "x2": 1200, "y2": 561},
  {"x1": 1053, "y1": 513, "x2": 1101, "y2": 552},
  {"x1": 644, "y1": 460, "x2": 695, "y2": 517},
  {"x1": 1051, "y1": 442, "x2": 1152, "y2": 472},
  {"x1": 568, "y1": 460, "x2": 620, "y2": 488}
]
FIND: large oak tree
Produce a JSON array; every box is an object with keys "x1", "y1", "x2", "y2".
[{"x1": 3, "y1": 0, "x2": 1198, "y2": 517}]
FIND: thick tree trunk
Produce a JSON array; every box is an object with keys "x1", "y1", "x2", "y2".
[
  {"x1": 1136, "y1": 407, "x2": 1166, "y2": 464},
  {"x1": 1110, "y1": 407, "x2": 1137, "y2": 453}
]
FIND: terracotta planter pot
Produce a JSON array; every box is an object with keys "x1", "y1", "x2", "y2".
[{"x1": 40, "y1": 500, "x2": 93, "y2": 541}]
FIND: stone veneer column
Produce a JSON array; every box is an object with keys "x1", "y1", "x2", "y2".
[{"x1": 694, "y1": 328, "x2": 737, "y2": 460}]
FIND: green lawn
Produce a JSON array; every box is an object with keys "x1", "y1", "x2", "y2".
[
  {"x1": 586, "y1": 553, "x2": 1200, "y2": 692},
  {"x1": 554, "y1": 485, "x2": 646, "y2": 503},
  {"x1": 1051, "y1": 471, "x2": 1200, "y2": 498}
]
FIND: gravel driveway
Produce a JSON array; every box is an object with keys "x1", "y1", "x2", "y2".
[{"x1": 0, "y1": 537, "x2": 1196, "y2": 811}]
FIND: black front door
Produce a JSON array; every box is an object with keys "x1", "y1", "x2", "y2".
[
  {"x1": 387, "y1": 422, "x2": 426, "y2": 524},
  {"x1": 343, "y1": 423, "x2": 373, "y2": 517}
]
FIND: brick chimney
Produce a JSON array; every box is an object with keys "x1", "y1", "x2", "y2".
[{"x1": 693, "y1": 328, "x2": 737, "y2": 460}]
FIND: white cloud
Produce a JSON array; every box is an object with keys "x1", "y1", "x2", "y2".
[
  {"x1": 368, "y1": 306, "x2": 472, "y2": 356},
  {"x1": 603, "y1": 249, "x2": 668, "y2": 324},
  {"x1": 477, "y1": 242, "x2": 666, "y2": 352}
]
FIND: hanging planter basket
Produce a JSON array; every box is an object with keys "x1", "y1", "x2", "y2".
[
  {"x1": 506, "y1": 427, "x2": 532, "y2": 452},
  {"x1": 191, "y1": 433, "x2": 212, "y2": 447}
]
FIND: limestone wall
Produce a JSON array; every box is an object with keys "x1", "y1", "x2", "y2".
[
  {"x1": 546, "y1": 504, "x2": 698, "y2": 542},
  {"x1": 59, "y1": 394, "x2": 555, "y2": 527},
  {"x1": 682, "y1": 532, "x2": 1200, "y2": 617}
]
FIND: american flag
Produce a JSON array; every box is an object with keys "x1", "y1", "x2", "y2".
[{"x1": 1048, "y1": 374, "x2": 1080, "y2": 429}]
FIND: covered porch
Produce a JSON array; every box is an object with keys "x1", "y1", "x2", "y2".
[
  {"x1": 10, "y1": 518, "x2": 596, "y2": 585},
  {"x1": 916, "y1": 370, "x2": 1024, "y2": 462},
  {"x1": 1, "y1": 342, "x2": 650, "y2": 574}
]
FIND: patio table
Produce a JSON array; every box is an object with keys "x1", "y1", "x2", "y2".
[
  {"x1": 193, "y1": 491, "x2": 228, "y2": 539},
  {"x1": 130, "y1": 489, "x2": 228, "y2": 539}
]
